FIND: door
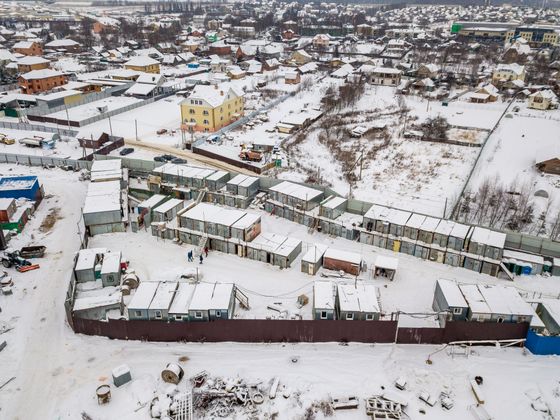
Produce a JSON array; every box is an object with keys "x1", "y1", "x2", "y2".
[
  {"x1": 393, "y1": 240, "x2": 401, "y2": 252},
  {"x1": 308, "y1": 263, "x2": 314, "y2": 275}
]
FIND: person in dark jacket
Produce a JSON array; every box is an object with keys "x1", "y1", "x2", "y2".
[{"x1": 199, "y1": 254, "x2": 203, "y2": 264}]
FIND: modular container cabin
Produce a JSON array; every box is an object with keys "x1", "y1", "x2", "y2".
[
  {"x1": 0, "y1": 175, "x2": 43, "y2": 202},
  {"x1": 478, "y1": 285, "x2": 533, "y2": 323},
  {"x1": 152, "y1": 163, "x2": 217, "y2": 190},
  {"x1": 447, "y1": 223, "x2": 471, "y2": 252},
  {"x1": 403, "y1": 214, "x2": 425, "y2": 241},
  {"x1": 313, "y1": 281, "x2": 336, "y2": 320},
  {"x1": 147, "y1": 282, "x2": 178, "y2": 320},
  {"x1": 83, "y1": 180, "x2": 125, "y2": 235},
  {"x1": 362, "y1": 204, "x2": 387, "y2": 232},
  {"x1": 127, "y1": 281, "x2": 159, "y2": 320},
  {"x1": 503, "y1": 249, "x2": 545, "y2": 276},
  {"x1": 73, "y1": 294, "x2": 123, "y2": 320},
  {"x1": 74, "y1": 248, "x2": 107, "y2": 283},
  {"x1": 268, "y1": 181, "x2": 324, "y2": 211},
  {"x1": 90, "y1": 159, "x2": 123, "y2": 184},
  {"x1": 0, "y1": 198, "x2": 16, "y2": 222},
  {"x1": 205, "y1": 170, "x2": 230, "y2": 191},
  {"x1": 301, "y1": 244, "x2": 328, "y2": 275},
  {"x1": 536, "y1": 300, "x2": 560, "y2": 335},
  {"x1": 152, "y1": 198, "x2": 184, "y2": 223},
  {"x1": 100, "y1": 251, "x2": 122, "y2": 287},
  {"x1": 372, "y1": 255, "x2": 398, "y2": 281},
  {"x1": 319, "y1": 196, "x2": 347, "y2": 220},
  {"x1": 432, "y1": 219, "x2": 455, "y2": 248},
  {"x1": 336, "y1": 283, "x2": 380, "y2": 321},
  {"x1": 323, "y1": 248, "x2": 362, "y2": 276},
  {"x1": 188, "y1": 282, "x2": 236, "y2": 321},
  {"x1": 432, "y1": 279, "x2": 469, "y2": 321},
  {"x1": 417, "y1": 216, "x2": 440, "y2": 244},
  {"x1": 246, "y1": 233, "x2": 302, "y2": 268},
  {"x1": 226, "y1": 174, "x2": 259, "y2": 197},
  {"x1": 168, "y1": 283, "x2": 196, "y2": 321},
  {"x1": 230, "y1": 212, "x2": 262, "y2": 242},
  {"x1": 386, "y1": 208, "x2": 412, "y2": 239},
  {"x1": 459, "y1": 284, "x2": 493, "y2": 322},
  {"x1": 468, "y1": 227, "x2": 506, "y2": 260},
  {"x1": 137, "y1": 194, "x2": 168, "y2": 221}
]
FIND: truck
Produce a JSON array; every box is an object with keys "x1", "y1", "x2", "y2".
[
  {"x1": 19, "y1": 136, "x2": 44, "y2": 148},
  {"x1": 239, "y1": 149, "x2": 262, "y2": 162}
]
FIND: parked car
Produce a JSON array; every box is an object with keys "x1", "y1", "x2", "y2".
[
  {"x1": 153, "y1": 156, "x2": 166, "y2": 162},
  {"x1": 171, "y1": 157, "x2": 187, "y2": 164},
  {"x1": 161, "y1": 154, "x2": 176, "y2": 161},
  {"x1": 119, "y1": 147, "x2": 134, "y2": 156}
]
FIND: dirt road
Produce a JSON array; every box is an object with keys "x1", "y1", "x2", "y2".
[{"x1": 123, "y1": 138, "x2": 255, "y2": 175}]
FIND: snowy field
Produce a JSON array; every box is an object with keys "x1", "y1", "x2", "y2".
[
  {"x1": 46, "y1": 96, "x2": 142, "y2": 122},
  {"x1": 0, "y1": 127, "x2": 86, "y2": 159},
  {"x1": 278, "y1": 85, "x2": 505, "y2": 217},
  {"x1": 0, "y1": 163, "x2": 560, "y2": 420},
  {"x1": 465, "y1": 102, "x2": 560, "y2": 235}
]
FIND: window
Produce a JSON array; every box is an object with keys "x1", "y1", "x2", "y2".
[
  {"x1": 203, "y1": 119, "x2": 209, "y2": 125},
  {"x1": 320, "y1": 311, "x2": 328, "y2": 319},
  {"x1": 497, "y1": 317, "x2": 504, "y2": 323},
  {"x1": 175, "y1": 315, "x2": 182, "y2": 321},
  {"x1": 190, "y1": 100, "x2": 194, "y2": 104},
  {"x1": 203, "y1": 110, "x2": 209, "y2": 115},
  {"x1": 155, "y1": 310, "x2": 162, "y2": 319},
  {"x1": 453, "y1": 307, "x2": 462, "y2": 315},
  {"x1": 190, "y1": 118, "x2": 195, "y2": 123},
  {"x1": 195, "y1": 311, "x2": 203, "y2": 319},
  {"x1": 346, "y1": 313, "x2": 354, "y2": 320},
  {"x1": 366, "y1": 314, "x2": 374, "y2": 321},
  {"x1": 135, "y1": 310, "x2": 142, "y2": 317},
  {"x1": 477, "y1": 315, "x2": 485, "y2": 322},
  {"x1": 216, "y1": 311, "x2": 222, "y2": 318},
  {"x1": 189, "y1": 109, "x2": 195, "y2": 114}
]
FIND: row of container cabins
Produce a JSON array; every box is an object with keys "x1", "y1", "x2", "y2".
[{"x1": 142, "y1": 163, "x2": 556, "y2": 277}]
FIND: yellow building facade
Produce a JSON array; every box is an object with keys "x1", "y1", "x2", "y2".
[{"x1": 180, "y1": 84, "x2": 244, "y2": 132}]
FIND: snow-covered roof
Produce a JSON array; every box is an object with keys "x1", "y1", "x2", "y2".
[
  {"x1": 502, "y1": 249, "x2": 544, "y2": 266},
  {"x1": 125, "y1": 82, "x2": 157, "y2": 96},
  {"x1": 324, "y1": 248, "x2": 362, "y2": 265},
  {"x1": 128, "y1": 281, "x2": 159, "y2": 311},
  {"x1": 437, "y1": 279, "x2": 468, "y2": 308},
  {"x1": 405, "y1": 213, "x2": 425, "y2": 229},
  {"x1": 419, "y1": 216, "x2": 440, "y2": 233},
  {"x1": 314, "y1": 281, "x2": 335, "y2": 309},
  {"x1": 495, "y1": 63, "x2": 525, "y2": 75},
  {"x1": 153, "y1": 198, "x2": 183, "y2": 214},
  {"x1": 206, "y1": 170, "x2": 228, "y2": 182},
  {"x1": 185, "y1": 83, "x2": 243, "y2": 108},
  {"x1": 75, "y1": 248, "x2": 106, "y2": 271},
  {"x1": 138, "y1": 194, "x2": 167, "y2": 210},
  {"x1": 189, "y1": 282, "x2": 234, "y2": 311},
  {"x1": 540, "y1": 299, "x2": 560, "y2": 327},
  {"x1": 249, "y1": 232, "x2": 300, "y2": 256},
  {"x1": 269, "y1": 181, "x2": 323, "y2": 202},
  {"x1": 478, "y1": 285, "x2": 532, "y2": 317},
  {"x1": 73, "y1": 294, "x2": 122, "y2": 312},
  {"x1": 302, "y1": 244, "x2": 328, "y2": 264},
  {"x1": 374, "y1": 255, "x2": 398, "y2": 271},
  {"x1": 149, "y1": 282, "x2": 178, "y2": 311},
  {"x1": 20, "y1": 69, "x2": 63, "y2": 80},
  {"x1": 459, "y1": 284, "x2": 492, "y2": 315},
  {"x1": 168, "y1": 283, "x2": 196, "y2": 315},
  {"x1": 337, "y1": 283, "x2": 379, "y2": 313},
  {"x1": 321, "y1": 196, "x2": 347, "y2": 210},
  {"x1": 470, "y1": 226, "x2": 506, "y2": 249},
  {"x1": 45, "y1": 39, "x2": 79, "y2": 48},
  {"x1": 231, "y1": 212, "x2": 261, "y2": 230},
  {"x1": 124, "y1": 55, "x2": 159, "y2": 67},
  {"x1": 17, "y1": 56, "x2": 49, "y2": 65},
  {"x1": 181, "y1": 202, "x2": 248, "y2": 227},
  {"x1": 450, "y1": 222, "x2": 470, "y2": 239},
  {"x1": 101, "y1": 251, "x2": 121, "y2": 274}
]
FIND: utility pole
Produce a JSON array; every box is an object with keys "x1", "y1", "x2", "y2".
[
  {"x1": 135, "y1": 119, "x2": 138, "y2": 141},
  {"x1": 108, "y1": 114, "x2": 113, "y2": 136}
]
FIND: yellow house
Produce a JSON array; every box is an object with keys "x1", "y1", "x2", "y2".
[
  {"x1": 124, "y1": 56, "x2": 160, "y2": 74},
  {"x1": 528, "y1": 90, "x2": 558, "y2": 110},
  {"x1": 180, "y1": 84, "x2": 244, "y2": 132},
  {"x1": 492, "y1": 63, "x2": 525, "y2": 84}
]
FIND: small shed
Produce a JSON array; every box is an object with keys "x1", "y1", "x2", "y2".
[
  {"x1": 323, "y1": 248, "x2": 362, "y2": 276},
  {"x1": 188, "y1": 282, "x2": 235, "y2": 321},
  {"x1": 373, "y1": 255, "x2": 398, "y2": 281},
  {"x1": 432, "y1": 279, "x2": 468, "y2": 321},
  {"x1": 0, "y1": 175, "x2": 42, "y2": 201},
  {"x1": 0, "y1": 198, "x2": 16, "y2": 222},
  {"x1": 447, "y1": 223, "x2": 471, "y2": 252},
  {"x1": 387, "y1": 208, "x2": 412, "y2": 238},
  {"x1": 226, "y1": 174, "x2": 259, "y2": 197},
  {"x1": 313, "y1": 281, "x2": 336, "y2": 320},
  {"x1": 301, "y1": 244, "x2": 328, "y2": 275},
  {"x1": 417, "y1": 216, "x2": 440, "y2": 244},
  {"x1": 268, "y1": 181, "x2": 324, "y2": 211},
  {"x1": 127, "y1": 281, "x2": 159, "y2": 320},
  {"x1": 101, "y1": 252, "x2": 122, "y2": 287},
  {"x1": 319, "y1": 196, "x2": 347, "y2": 220},
  {"x1": 230, "y1": 212, "x2": 262, "y2": 242},
  {"x1": 73, "y1": 294, "x2": 123, "y2": 320},
  {"x1": 536, "y1": 300, "x2": 560, "y2": 335},
  {"x1": 148, "y1": 282, "x2": 178, "y2": 320},
  {"x1": 459, "y1": 284, "x2": 493, "y2": 322},
  {"x1": 432, "y1": 219, "x2": 455, "y2": 248},
  {"x1": 137, "y1": 194, "x2": 168, "y2": 215},
  {"x1": 168, "y1": 283, "x2": 196, "y2": 321},
  {"x1": 336, "y1": 283, "x2": 380, "y2": 321},
  {"x1": 152, "y1": 198, "x2": 184, "y2": 223},
  {"x1": 247, "y1": 233, "x2": 302, "y2": 268},
  {"x1": 205, "y1": 170, "x2": 230, "y2": 191},
  {"x1": 503, "y1": 249, "x2": 545, "y2": 276},
  {"x1": 74, "y1": 248, "x2": 106, "y2": 283},
  {"x1": 403, "y1": 214, "x2": 425, "y2": 240}
]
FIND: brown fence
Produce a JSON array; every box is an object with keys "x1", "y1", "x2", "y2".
[
  {"x1": 70, "y1": 314, "x2": 529, "y2": 345},
  {"x1": 193, "y1": 146, "x2": 275, "y2": 174}
]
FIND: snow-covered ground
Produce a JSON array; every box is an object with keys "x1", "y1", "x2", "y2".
[
  {"x1": 1, "y1": 163, "x2": 560, "y2": 420},
  {"x1": 46, "y1": 95, "x2": 142, "y2": 122}
]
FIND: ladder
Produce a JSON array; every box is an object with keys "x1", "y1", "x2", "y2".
[
  {"x1": 195, "y1": 188, "x2": 207, "y2": 205},
  {"x1": 499, "y1": 261, "x2": 514, "y2": 280},
  {"x1": 307, "y1": 217, "x2": 319, "y2": 234},
  {"x1": 235, "y1": 286, "x2": 250, "y2": 309}
]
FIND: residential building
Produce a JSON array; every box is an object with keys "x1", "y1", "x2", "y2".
[
  {"x1": 505, "y1": 25, "x2": 560, "y2": 47},
  {"x1": 124, "y1": 56, "x2": 160, "y2": 74},
  {"x1": 44, "y1": 39, "x2": 81, "y2": 53},
  {"x1": 528, "y1": 90, "x2": 558, "y2": 110},
  {"x1": 17, "y1": 56, "x2": 49, "y2": 73},
  {"x1": 18, "y1": 69, "x2": 67, "y2": 94},
  {"x1": 179, "y1": 83, "x2": 244, "y2": 132},
  {"x1": 492, "y1": 63, "x2": 526, "y2": 84},
  {"x1": 12, "y1": 40, "x2": 42, "y2": 56},
  {"x1": 336, "y1": 283, "x2": 380, "y2": 321}
]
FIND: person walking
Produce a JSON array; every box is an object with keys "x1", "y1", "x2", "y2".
[
  {"x1": 187, "y1": 250, "x2": 193, "y2": 262},
  {"x1": 199, "y1": 254, "x2": 204, "y2": 264},
  {"x1": 204, "y1": 247, "x2": 209, "y2": 257}
]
